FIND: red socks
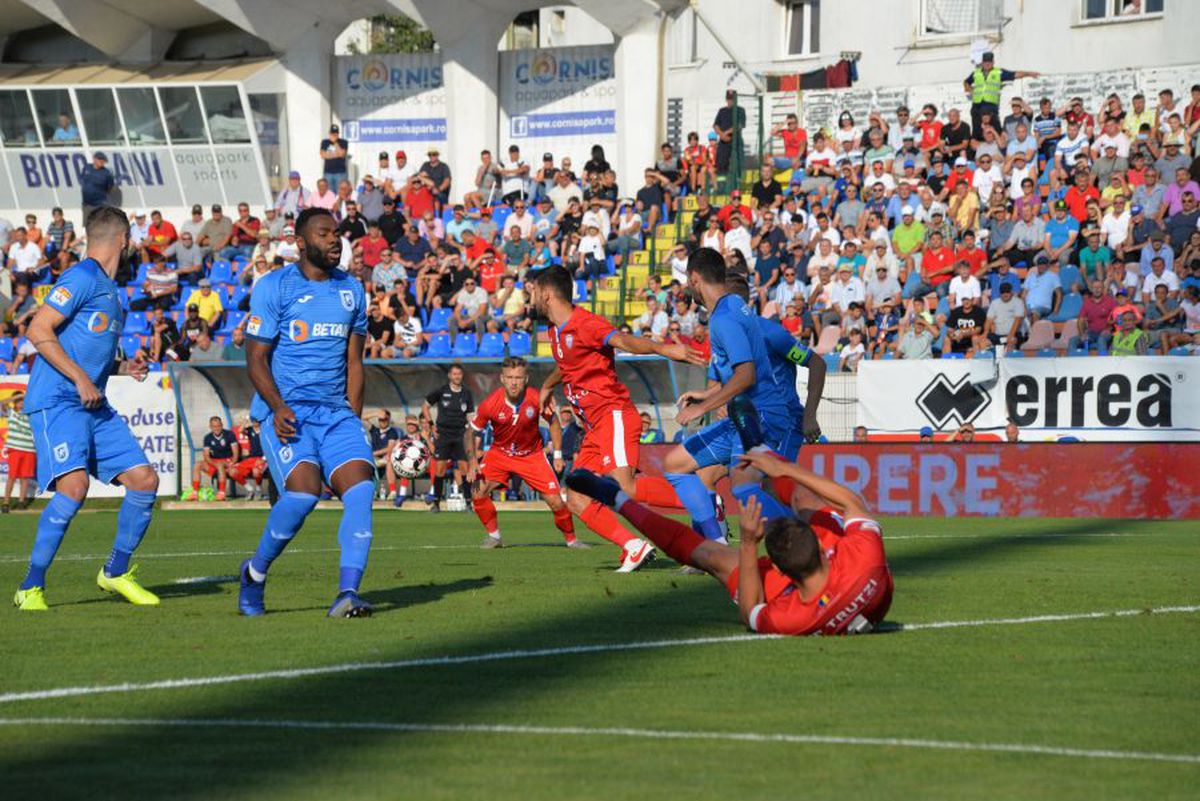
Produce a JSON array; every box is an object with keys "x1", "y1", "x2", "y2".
[
  {"x1": 472, "y1": 496, "x2": 499, "y2": 534},
  {"x1": 578, "y1": 501, "x2": 635, "y2": 548},
  {"x1": 634, "y1": 476, "x2": 684, "y2": 509},
  {"x1": 552, "y1": 506, "x2": 576, "y2": 542},
  {"x1": 618, "y1": 499, "x2": 704, "y2": 566},
  {"x1": 191, "y1": 480, "x2": 200, "y2": 491}
]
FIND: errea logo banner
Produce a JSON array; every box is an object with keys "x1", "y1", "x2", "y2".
[{"x1": 857, "y1": 358, "x2": 1199, "y2": 441}]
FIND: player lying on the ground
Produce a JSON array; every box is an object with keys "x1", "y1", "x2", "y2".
[
  {"x1": 14, "y1": 207, "x2": 160, "y2": 611},
  {"x1": 465, "y1": 356, "x2": 589, "y2": 550},
  {"x1": 526, "y1": 266, "x2": 707, "y2": 572},
  {"x1": 564, "y1": 448, "x2": 893, "y2": 636},
  {"x1": 237, "y1": 207, "x2": 376, "y2": 618}
]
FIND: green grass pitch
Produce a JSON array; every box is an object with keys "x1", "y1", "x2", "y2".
[{"x1": 1, "y1": 509, "x2": 1197, "y2": 800}]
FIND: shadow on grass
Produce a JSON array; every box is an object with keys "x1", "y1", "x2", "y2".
[
  {"x1": 1, "y1": 516, "x2": 1126, "y2": 797},
  {"x1": 268, "y1": 576, "x2": 495, "y2": 616}
]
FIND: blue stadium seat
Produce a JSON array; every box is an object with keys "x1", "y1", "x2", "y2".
[
  {"x1": 146, "y1": 362, "x2": 163, "y2": 372},
  {"x1": 123, "y1": 312, "x2": 149, "y2": 335},
  {"x1": 15, "y1": 361, "x2": 29, "y2": 374},
  {"x1": 1049, "y1": 292, "x2": 1083, "y2": 323},
  {"x1": 120, "y1": 335, "x2": 143, "y2": 356},
  {"x1": 1058, "y1": 266, "x2": 1082, "y2": 292},
  {"x1": 1168, "y1": 347, "x2": 1193, "y2": 356},
  {"x1": 0, "y1": 338, "x2": 15, "y2": 362},
  {"x1": 230, "y1": 285, "x2": 250, "y2": 309},
  {"x1": 972, "y1": 350, "x2": 993, "y2": 359},
  {"x1": 941, "y1": 352, "x2": 965, "y2": 359},
  {"x1": 492, "y1": 206, "x2": 512, "y2": 231},
  {"x1": 426, "y1": 307, "x2": 453, "y2": 333},
  {"x1": 134, "y1": 263, "x2": 152, "y2": 285},
  {"x1": 881, "y1": 352, "x2": 895, "y2": 359},
  {"x1": 1006, "y1": 350, "x2": 1024, "y2": 357},
  {"x1": 478, "y1": 332, "x2": 506, "y2": 358},
  {"x1": 209, "y1": 260, "x2": 234, "y2": 285},
  {"x1": 508, "y1": 331, "x2": 532, "y2": 356},
  {"x1": 934, "y1": 297, "x2": 950, "y2": 318},
  {"x1": 822, "y1": 353, "x2": 839, "y2": 371},
  {"x1": 218, "y1": 310, "x2": 245, "y2": 335},
  {"x1": 423, "y1": 334, "x2": 451, "y2": 359},
  {"x1": 1036, "y1": 348, "x2": 1057, "y2": 357},
  {"x1": 672, "y1": 429, "x2": 685, "y2": 443},
  {"x1": 1067, "y1": 347, "x2": 1090, "y2": 357},
  {"x1": 451, "y1": 336, "x2": 478, "y2": 357},
  {"x1": 575, "y1": 280, "x2": 590, "y2": 302}
]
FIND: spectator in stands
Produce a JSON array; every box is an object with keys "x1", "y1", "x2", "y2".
[
  {"x1": 274, "y1": 170, "x2": 310, "y2": 216},
  {"x1": 44, "y1": 206, "x2": 74, "y2": 254},
  {"x1": 223, "y1": 326, "x2": 246, "y2": 362},
  {"x1": 310, "y1": 177, "x2": 337, "y2": 211},
  {"x1": 712, "y1": 89, "x2": 746, "y2": 176},
  {"x1": 139, "y1": 209, "x2": 176, "y2": 264},
  {"x1": 370, "y1": 409, "x2": 401, "y2": 501},
  {"x1": 366, "y1": 303, "x2": 393, "y2": 358},
  {"x1": 419, "y1": 147, "x2": 452, "y2": 210},
  {"x1": 80, "y1": 152, "x2": 113, "y2": 221},
  {"x1": 868, "y1": 299, "x2": 900, "y2": 358},
  {"x1": 149, "y1": 307, "x2": 183, "y2": 362},
  {"x1": 943, "y1": 295, "x2": 986, "y2": 356},
  {"x1": 980, "y1": 282, "x2": 1025, "y2": 354},
  {"x1": 1111, "y1": 310, "x2": 1149, "y2": 355},
  {"x1": 1, "y1": 392, "x2": 34, "y2": 512},
  {"x1": 197, "y1": 204, "x2": 233, "y2": 262},
  {"x1": 357, "y1": 175, "x2": 385, "y2": 224},
  {"x1": 1144, "y1": 282, "x2": 1185, "y2": 353},
  {"x1": 638, "y1": 412, "x2": 662, "y2": 444},
  {"x1": 185, "y1": 278, "x2": 224, "y2": 328},
  {"x1": 338, "y1": 200, "x2": 369, "y2": 242},
  {"x1": 491, "y1": 274, "x2": 531, "y2": 334},
  {"x1": 6, "y1": 227, "x2": 43, "y2": 286},
  {"x1": 449, "y1": 275, "x2": 488, "y2": 343},
  {"x1": 4, "y1": 282, "x2": 37, "y2": 335},
  {"x1": 1165, "y1": 191, "x2": 1200, "y2": 254},
  {"x1": 634, "y1": 296, "x2": 669, "y2": 341},
  {"x1": 1143, "y1": 255, "x2": 1180, "y2": 301},
  {"x1": 130, "y1": 255, "x2": 178, "y2": 312},
  {"x1": 897, "y1": 316, "x2": 934, "y2": 359},
  {"x1": 188, "y1": 330, "x2": 223, "y2": 363},
  {"x1": 392, "y1": 304, "x2": 422, "y2": 358},
  {"x1": 320, "y1": 124, "x2": 348, "y2": 187},
  {"x1": 186, "y1": 416, "x2": 239, "y2": 501},
  {"x1": 220, "y1": 202, "x2": 260, "y2": 262}
]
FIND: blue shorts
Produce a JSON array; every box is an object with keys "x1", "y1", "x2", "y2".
[
  {"x1": 31, "y1": 404, "x2": 149, "y2": 492},
  {"x1": 683, "y1": 411, "x2": 804, "y2": 470},
  {"x1": 260, "y1": 403, "x2": 373, "y2": 486}
]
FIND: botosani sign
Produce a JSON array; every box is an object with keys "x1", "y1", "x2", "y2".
[{"x1": 0, "y1": 375, "x2": 177, "y2": 497}]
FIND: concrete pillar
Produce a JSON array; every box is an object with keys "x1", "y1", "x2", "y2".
[
  {"x1": 439, "y1": 22, "x2": 507, "y2": 202},
  {"x1": 280, "y1": 25, "x2": 338, "y2": 188},
  {"x1": 613, "y1": 14, "x2": 663, "y2": 195}
]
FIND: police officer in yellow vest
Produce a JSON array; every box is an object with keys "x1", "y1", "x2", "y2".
[{"x1": 964, "y1": 52, "x2": 1040, "y2": 139}]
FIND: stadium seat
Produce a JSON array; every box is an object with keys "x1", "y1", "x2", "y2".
[
  {"x1": 423, "y1": 334, "x2": 451, "y2": 359},
  {"x1": 822, "y1": 353, "x2": 839, "y2": 371},
  {"x1": 120, "y1": 335, "x2": 143, "y2": 356},
  {"x1": 209, "y1": 261, "x2": 234, "y2": 285},
  {"x1": 1049, "y1": 293, "x2": 1083, "y2": 323},
  {"x1": 0, "y1": 338, "x2": 13, "y2": 363},
  {"x1": 426, "y1": 307, "x2": 453, "y2": 333},
  {"x1": 941, "y1": 352, "x2": 965, "y2": 359},
  {"x1": 813, "y1": 325, "x2": 841, "y2": 355},
  {"x1": 1058, "y1": 266, "x2": 1082, "y2": 293},
  {"x1": 134, "y1": 263, "x2": 151, "y2": 285},
  {"x1": 123, "y1": 312, "x2": 149, "y2": 335},
  {"x1": 218, "y1": 311, "x2": 246, "y2": 335},
  {"x1": 972, "y1": 350, "x2": 993, "y2": 359},
  {"x1": 230, "y1": 285, "x2": 250, "y2": 309},
  {"x1": 934, "y1": 297, "x2": 950, "y2": 318},
  {"x1": 478, "y1": 332, "x2": 506, "y2": 358},
  {"x1": 15, "y1": 361, "x2": 29, "y2": 374},
  {"x1": 672, "y1": 429, "x2": 685, "y2": 443},
  {"x1": 1021, "y1": 320, "x2": 1056, "y2": 352},
  {"x1": 451, "y1": 336, "x2": 478, "y2": 357},
  {"x1": 1036, "y1": 348, "x2": 1057, "y2": 358},
  {"x1": 1067, "y1": 347, "x2": 1090, "y2": 357},
  {"x1": 492, "y1": 206, "x2": 512, "y2": 231},
  {"x1": 1168, "y1": 347, "x2": 1193, "y2": 356},
  {"x1": 508, "y1": 331, "x2": 532, "y2": 356},
  {"x1": 575, "y1": 279, "x2": 590, "y2": 302},
  {"x1": 1005, "y1": 350, "x2": 1025, "y2": 357}
]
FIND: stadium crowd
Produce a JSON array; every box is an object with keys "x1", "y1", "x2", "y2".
[{"x1": 0, "y1": 73, "x2": 1195, "y2": 380}]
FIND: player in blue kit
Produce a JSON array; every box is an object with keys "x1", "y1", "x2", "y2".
[
  {"x1": 662, "y1": 248, "x2": 821, "y2": 540},
  {"x1": 237, "y1": 207, "x2": 375, "y2": 618},
  {"x1": 13, "y1": 207, "x2": 160, "y2": 611}
]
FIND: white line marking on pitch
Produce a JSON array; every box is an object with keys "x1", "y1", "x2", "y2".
[
  {"x1": 2, "y1": 530, "x2": 1189, "y2": 565},
  {"x1": 1, "y1": 605, "x2": 1196, "y2": 706},
  {"x1": 0, "y1": 716, "x2": 1194, "y2": 765}
]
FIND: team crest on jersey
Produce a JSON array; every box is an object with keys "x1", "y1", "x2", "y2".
[
  {"x1": 53, "y1": 442, "x2": 69, "y2": 462},
  {"x1": 340, "y1": 289, "x2": 355, "y2": 311},
  {"x1": 279, "y1": 445, "x2": 293, "y2": 462},
  {"x1": 49, "y1": 286, "x2": 72, "y2": 306},
  {"x1": 564, "y1": 334, "x2": 574, "y2": 349},
  {"x1": 524, "y1": 406, "x2": 535, "y2": 419},
  {"x1": 246, "y1": 315, "x2": 262, "y2": 336}
]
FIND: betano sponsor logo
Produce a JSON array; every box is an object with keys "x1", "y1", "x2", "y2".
[{"x1": 289, "y1": 320, "x2": 349, "y2": 342}]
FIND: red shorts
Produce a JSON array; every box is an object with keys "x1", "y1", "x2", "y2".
[
  {"x1": 480, "y1": 449, "x2": 560, "y2": 495},
  {"x1": 574, "y1": 406, "x2": 640, "y2": 474},
  {"x1": 725, "y1": 556, "x2": 795, "y2": 604},
  {"x1": 229, "y1": 457, "x2": 266, "y2": 483},
  {"x1": 199, "y1": 457, "x2": 231, "y2": 477},
  {"x1": 7, "y1": 448, "x2": 34, "y2": 480}
]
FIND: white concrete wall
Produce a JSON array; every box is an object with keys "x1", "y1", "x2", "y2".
[{"x1": 538, "y1": 6, "x2": 613, "y2": 48}]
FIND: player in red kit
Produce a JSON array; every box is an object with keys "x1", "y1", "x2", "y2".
[
  {"x1": 527, "y1": 266, "x2": 706, "y2": 572},
  {"x1": 465, "y1": 357, "x2": 585, "y2": 550},
  {"x1": 565, "y1": 446, "x2": 893, "y2": 636}
]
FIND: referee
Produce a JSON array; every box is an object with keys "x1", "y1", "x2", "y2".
[{"x1": 421, "y1": 363, "x2": 474, "y2": 512}]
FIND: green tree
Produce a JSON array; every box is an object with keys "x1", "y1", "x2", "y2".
[{"x1": 362, "y1": 14, "x2": 436, "y2": 54}]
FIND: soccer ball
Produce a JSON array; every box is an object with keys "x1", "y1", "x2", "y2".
[{"x1": 390, "y1": 438, "x2": 430, "y2": 479}]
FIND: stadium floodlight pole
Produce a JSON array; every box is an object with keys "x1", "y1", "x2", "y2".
[{"x1": 688, "y1": 0, "x2": 766, "y2": 95}]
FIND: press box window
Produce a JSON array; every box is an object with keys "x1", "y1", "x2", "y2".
[
  {"x1": 0, "y1": 90, "x2": 38, "y2": 146},
  {"x1": 201, "y1": 86, "x2": 250, "y2": 143},
  {"x1": 76, "y1": 88, "x2": 125, "y2": 147},
  {"x1": 159, "y1": 86, "x2": 208, "y2": 144},
  {"x1": 31, "y1": 88, "x2": 77, "y2": 146}
]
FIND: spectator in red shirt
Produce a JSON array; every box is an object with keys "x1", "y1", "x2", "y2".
[
  {"x1": 1064, "y1": 168, "x2": 1100, "y2": 223},
  {"x1": 955, "y1": 229, "x2": 987, "y2": 276},
  {"x1": 716, "y1": 189, "x2": 753, "y2": 231},
  {"x1": 477, "y1": 248, "x2": 506, "y2": 294},
  {"x1": 460, "y1": 229, "x2": 492, "y2": 264},
  {"x1": 914, "y1": 230, "x2": 956, "y2": 298},
  {"x1": 1070, "y1": 279, "x2": 1118, "y2": 352},
  {"x1": 942, "y1": 156, "x2": 975, "y2": 199},
  {"x1": 680, "y1": 322, "x2": 711, "y2": 361},
  {"x1": 403, "y1": 173, "x2": 436, "y2": 220},
  {"x1": 769, "y1": 113, "x2": 808, "y2": 171},
  {"x1": 1108, "y1": 287, "x2": 1143, "y2": 326},
  {"x1": 917, "y1": 104, "x2": 943, "y2": 156},
  {"x1": 358, "y1": 222, "x2": 389, "y2": 268},
  {"x1": 224, "y1": 202, "x2": 261, "y2": 261},
  {"x1": 139, "y1": 209, "x2": 177, "y2": 263}
]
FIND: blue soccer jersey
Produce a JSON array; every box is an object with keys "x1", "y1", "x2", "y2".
[
  {"x1": 758, "y1": 316, "x2": 812, "y2": 420},
  {"x1": 706, "y1": 293, "x2": 790, "y2": 421},
  {"x1": 25, "y1": 259, "x2": 122, "y2": 414},
  {"x1": 246, "y1": 263, "x2": 367, "y2": 421}
]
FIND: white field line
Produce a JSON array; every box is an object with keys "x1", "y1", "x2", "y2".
[
  {"x1": 1, "y1": 605, "x2": 1196, "y2": 707},
  {"x1": 0, "y1": 530, "x2": 1187, "y2": 565},
  {"x1": 0, "y1": 716, "x2": 1194, "y2": 765}
]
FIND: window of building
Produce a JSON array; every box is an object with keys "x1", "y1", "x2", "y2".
[
  {"x1": 784, "y1": 0, "x2": 820, "y2": 57},
  {"x1": 1082, "y1": 0, "x2": 1163, "y2": 21},
  {"x1": 0, "y1": 90, "x2": 39, "y2": 146},
  {"x1": 668, "y1": 8, "x2": 698, "y2": 65},
  {"x1": 117, "y1": 88, "x2": 167, "y2": 145},
  {"x1": 920, "y1": 0, "x2": 1003, "y2": 36},
  {"x1": 159, "y1": 86, "x2": 208, "y2": 144},
  {"x1": 76, "y1": 88, "x2": 125, "y2": 147},
  {"x1": 31, "y1": 88, "x2": 78, "y2": 146},
  {"x1": 200, "y1": 86, "x2": 250, "y2": 143}
]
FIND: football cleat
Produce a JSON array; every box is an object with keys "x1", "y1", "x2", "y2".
[
  {"x1": 215, "y1": 491, "x2": 226, "y2": 501},
  {"x1": 181, "y1": 488, "x2": 198, "y2": 501},
  {"x1": 565, "y1": 539, "x2": 592, "y2": 549},
  {"x1": 13, "y1": 586, "x2": 48, "y2": 611},
  {"x1": 727, "y1": 395, "x2": 766, "y2": 452},
  {"x1": 238, "y1": 559, "x2": 266, "y2": 616},
  {"x1": 564, "y1": 469, "x2": 621, "y2": 508},
  {"x1": 616, "y1": 539, "x2": 655, "y2": 573},
  {"x1": 480, "y1": 535, "x2": 503, "y2": 549},
  {"x1": 327, "y1": 591, "x2": 372, "y2": 618},
  {"x1": 96, "y1": 565, "x2": 160, "y2": 606},
  {"x1": 392, "y1": 494, "x2": 406, "y2": 508}
]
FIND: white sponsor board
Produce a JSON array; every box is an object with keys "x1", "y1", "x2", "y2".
[
  {"x1": 333, "y1": 53, "x2": 447, "y2": 180},
  {"x1": 499, "y1": 45, "x2": 617, "y2": 171},
  {"x1": 857, "y1": 357, "x2": 1199, "y2": 441},
  {"x1": 0, "y1": 375, "x2": 177, "y2": 497}
]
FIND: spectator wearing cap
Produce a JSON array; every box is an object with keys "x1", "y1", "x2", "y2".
[
  {"x1": 1022, "y1": 255, "x2": 1062, "y2": 320},
  {"x1": 276, "y1": 226, "x2": 301, "y2": 264},
  {"x1": 320, "y1": 124, "x2": 348, "y2": 187},
  {"x1": 377, "y1": 195, "x2": 408, "y2": 245},
  {"x1": 1043, "y1": 199, "x2": 1080, "y2": 266},
  {"x1": 897, "y1": 316, "x2": 934, "y2": 360},
  {"x1": 1154, "y1": 139, "x2": 1190, "y2": 183},
  {"x1": 274, "y1": 171, "x2": 310, "y2": 217},
  {"x1": 533, "y1": 151, "x2": 558, "y2": 202},
  {"x1": 186, "y1": 279, "x2": 224, "y2": 327},
  {"x1": 80, "y1": 152, "x2": 114, "y2": 222},
  {"x1": 419, "y1": 147, "x2": 451, "y2": 210},
  {"x1": 357, "y1": 175, "x2": 385, "y2": 224},
  {"x1": 963, "y1": 51, "x2": 1039, "y2": 139},
  {"x1": 375, "y1": 151, "x2": 402, "y2": 198},
  {"x1": 128, "y1": 209, "x2": 151, "y2": 252}
]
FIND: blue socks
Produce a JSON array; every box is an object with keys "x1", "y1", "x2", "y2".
[
  {"x1": 667, "y1": 472, "x2": 724, "y2": 541},
  {"x1": 337, "y1": 481, "x2": 374, "y2": 593},
  {"x1": 21, "y1": 493, "x2": 82, "y2": 589},
  {"x1": 732, "y1": 481, "x2": 793, "y2": 523},
  {"x1": 105, "y1": 489, "x2": 156, "y2": 578},
  {"x1": 249, "y1": 491, "x2": 319, "y2": 578}
]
